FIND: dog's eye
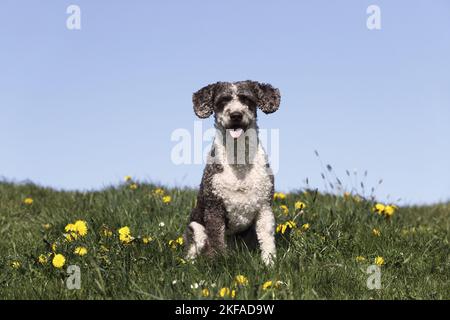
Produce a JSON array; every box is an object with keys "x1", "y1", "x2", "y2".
[
  {"x1": 215, "y1": 96, "x2": 232, "y2": 110},
  {"x1": 238, "y1": 95, "x2": 256, "y2": 108}
]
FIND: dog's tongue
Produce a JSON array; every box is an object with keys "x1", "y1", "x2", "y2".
[{"x1": 229, "y1": 128, "x2": 243, "y2": 139}]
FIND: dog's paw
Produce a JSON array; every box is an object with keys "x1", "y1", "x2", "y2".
[{"x1": 262, "y1": 252, "x2": 276, "y2": 267}]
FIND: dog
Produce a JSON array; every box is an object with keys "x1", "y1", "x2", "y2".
[{"x1": 184, "y1": 80, "x2": 281, "y2": 266}]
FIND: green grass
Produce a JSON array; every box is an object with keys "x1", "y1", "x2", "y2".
[{"x1": 0, "y1": 180, "x2": 448, "y2": 300}]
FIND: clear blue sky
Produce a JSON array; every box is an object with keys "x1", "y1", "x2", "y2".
[{"x1": 1, "y1": 1, "x2": 449, "y2": 205}]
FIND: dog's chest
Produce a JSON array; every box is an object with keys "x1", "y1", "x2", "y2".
[{"x1": 212, "y1": 163, "x2": 272, "y2": 233}]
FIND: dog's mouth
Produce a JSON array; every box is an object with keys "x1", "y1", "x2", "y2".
[{"x1": 229, "y1": 128, "x2": 244, "y2": 139}]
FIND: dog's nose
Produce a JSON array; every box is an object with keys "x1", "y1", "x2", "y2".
[{"x1": 230, "y1": 112, "x2": 243, "y2": 122}]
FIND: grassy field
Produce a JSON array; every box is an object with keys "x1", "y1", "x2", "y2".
[{"x1": 0, "y1": 180, "x2": 448, "y2": 300}]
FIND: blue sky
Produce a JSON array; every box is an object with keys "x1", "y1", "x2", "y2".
[{"x1": 1, "y1": 0, "x2": 449, "y2": 205}]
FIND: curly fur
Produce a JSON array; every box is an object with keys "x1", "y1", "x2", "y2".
[{"x1": 185, "y1": 80, "x2": 281, "y2": 266}]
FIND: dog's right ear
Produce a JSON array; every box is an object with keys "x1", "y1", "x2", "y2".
[{"x1": 193, "y1": 83, "x2": 218, "y2": 119}]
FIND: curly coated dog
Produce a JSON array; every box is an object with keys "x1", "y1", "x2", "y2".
[{"x1": 184, "y1": 80, "x2": 281, "y2": 266}]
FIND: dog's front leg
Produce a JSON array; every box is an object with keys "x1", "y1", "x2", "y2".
[
  {"x1": 255, "y1": 205, "x2": 276, "y2": 266},
  {"x1": 204, "y1": 207, "x2": 227, "y2": 257}
]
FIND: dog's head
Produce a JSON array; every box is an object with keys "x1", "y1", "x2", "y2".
[{"x1": 193, "y1": 80, "x2": 280, "y2": 139}]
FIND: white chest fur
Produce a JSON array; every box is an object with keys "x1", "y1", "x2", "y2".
[{"x1": 211, "y1": 142, "x2": 273, "y2": 234}]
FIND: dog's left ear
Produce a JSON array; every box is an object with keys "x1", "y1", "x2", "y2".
[
  {"x1": 249, "y1": 81, "x2": 281, "y2": 114},
  {"x1": 192, "y1": 82, "x2": 219, "y2": 119}
]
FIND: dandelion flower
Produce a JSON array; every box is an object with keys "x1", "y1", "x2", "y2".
[
  {"x1": 42, "y1": 223, "x2": 51, "y2": 230},
  {"x1": 153, "y1": 188, "x2": 165, "y2": 196},
  {"x1": 129, "y1": 183, "x2": 138, "y2": 190},
  {"x1": 176, "y1": 236, "x2": 183, "y2": 245},
  {"x1": 52, "y1": 254, "x2": 66, "y2": 268},
  {"x1": 286, "y1": 220, "x2": 296, "y2": 229},
  {"x1": 235, "y1": 275, "x2": 249, "y2": 286},
  {"x1": 23, "y1": 198, "x2": 33, "y2": 205},
  {"x1": 273, "y1": 192, "x2": 286, "y2": 201},
  {"x1": 302, "y1": 223, "x2": 310, "y2": 231},
  {"x1": 124, "y1": 175, "x2": 132, "y2": 182},
  {"x1": 279, "y1": 205, "x2": 289, "y2": 215},
  {"x1": 295, "y1": 201, "x2": 306, "y2": 210},
  {"x1": 355, "y1": 256, "x2": 366, "y2": 262},
  {"x1": 202, "y1": 288, "x2": 210, "y2": 297},
  {"x1": 231, "y1": 289, "x2": 236, "y2": 298},
  {"x1": 119, "y1": 226, "x2": 133, "y2": 243},
  {"x1": 219, "y1": 287, "x2": 231, "y2": 297},
  {"x1": 51, "y1": 243, "x2": 57, "y2": 252},
  {"x1": 374, "y1": 256, "x2": 385, "y2": 266},
  {"x1": 74, "y1": 246, "x2": 88, "y2": 256},
  {"x1": 11, "y1": 261, "x2": 21, "y2": 269},
  {"x1": 102, "y1": 228, "x2": 113, "y2": 237},
  {"x1": 262, "y1": 280, "x2": 273, "y2": 290},
  {"x1": 65, "y1": 223, "x2": 77, "y2": 232},
  {"x1": 372, "y1": 228, "x2": 381, "y2": 237},
  {"x1": 162, "y1": 195, "x2": 172, "y2": 203},
  {"x1": 142, "y1": 236, "x2": 152, "y2": 244},
  {"x1": 38, "y1": 254, "x2": 48, "y2": 264},
  {"x1": 74, "y1": 220, "x2": 88, "y2": 236},
  {"x1": 384, "y1": 205, "x2": 396, "y2": 217},
  {"x1": 373, "y1": 203, "x2": 385, "y2": 215}
]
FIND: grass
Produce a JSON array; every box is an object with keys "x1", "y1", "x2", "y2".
[{"x1": 0, "y1": 180, "x2": 448, "y2": 300}]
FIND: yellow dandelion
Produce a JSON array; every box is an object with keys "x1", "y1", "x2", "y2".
[
  {"x1": 176, "y1": 236, "x2": 184, "y2": 245},
  {"x1": 273, "y1": 192, "x2": 286, "y2": 201},
  {"x1": 355, "y1": 256, "x2": 366, "y2": 262},
  {"x1": 74, "y1": 247, "x2": 88, "y2": 256},
  {"x1": 153, "y1": 188, "x2": 165, "y2": 196},
  {"x1": 142, "y1": 236, "x2": 153, "y2": 244},
  {"x1": 65, "y1": 223, "x2": 77, "y2": 232},
  {"x1": 42, "y1": 223, "x2": 51, "y2": 230},
  {"x1": 202, "y1": 288, "x2": 210, "y2": 297},
  {"x1": 38, "y1": 254, "x2": 48, "y2": 264},
  {"x1": 262, "y1": 280, "x2": 273, "y2": 290},
  {"x1": 129, "y1": 183, "x2": 138, "y2": 190},
  {"x1": 74, "y1": 220, "x2": 88, "y2": 236},
  {"x1": 302, "y1": 223, "x2": 310, "y2": 231},
  {"x1": 124, "y1": 175, "x2": 132, "y2": 182},
  {"x1": 162, "y1": 195, "x2": 172, "y2": 203},
  {"x1": 372, "y1": 228, "x2": 381, "y2": 237},
  {"x1": 118, "y1": 226, "x2": 133, "y2": 243},
  {"x1": 295, "y1": 201, "x2": 306, "y2": 210},
  {"x1": 373, "y1": 203, "x2": 385, "y2": 215},
  {"x1": 231, "y1": 289, "x2": 236, "y2": 299},
  {"x1": 11, "y1": 261, "x2": 21, "y2": 269},
  {"x1": 235, "y1": 275, "x2": 249, "y2": 286},
  {"x1": 118, "y1": 226, "x2": 131, "y2": 236},
  {"x1": 279, "y1": 205, "x2": 289, "y2": 215},
  {"x1": 63, "y1": 233, "x2": 75, "y2": 242},
  {"x1": 101, "y1": 228, "x2": 113, "y2": 237},
  {"x1": 23, "y1": 198, "x2": 33, "y2": 205},
  {"x1": 384, "y1": 205, "x2": 396, "y2": 217},
  {"x1": 51, "y1": 243, "x2": 57, "y2": 252},
  {"x1": 374, "y1": 256, "x2": 385, "y2": 266},
  {"x1": 219, "y1": 287, "x2": 231, "y2": 298},
  {"x1": 52, "y1": 254, "x2": 66, "y2": 268},
  {"x1": 286, "y1": 220, "x2": 297, "y2": 229}
]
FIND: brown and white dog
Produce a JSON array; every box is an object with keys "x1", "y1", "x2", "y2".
[{"x1": 184, "y1": 80, "x2": 281, "y2": 266}]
